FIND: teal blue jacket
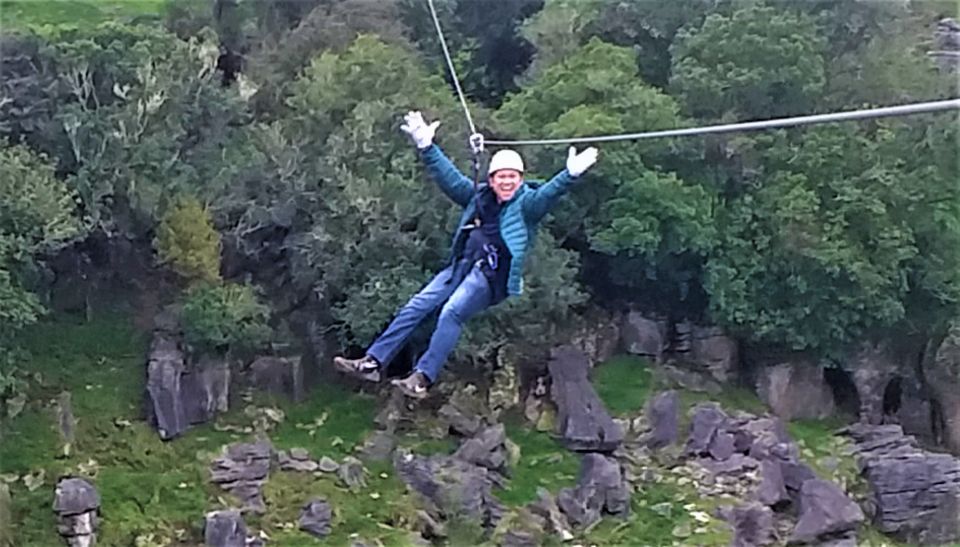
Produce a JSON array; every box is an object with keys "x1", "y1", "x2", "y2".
[{"x1": 420, "y1": 144, "x2": 579, "y2": 297}]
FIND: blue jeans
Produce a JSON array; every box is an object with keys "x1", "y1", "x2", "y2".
[{"x1": 366, "y1": 259, "x2": 492, "y2": 382}]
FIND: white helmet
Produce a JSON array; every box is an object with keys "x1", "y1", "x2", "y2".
[{"x1": 488, "y1": 149, "x2": 524, "y2": 175}]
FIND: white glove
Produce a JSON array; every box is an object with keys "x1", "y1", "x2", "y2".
[
  {"x1": 566, "y1": 146, "x2": 599, "y2": 177},
  {"x1": 400, "y1": 111, "x2": 440, "y2": 150}
]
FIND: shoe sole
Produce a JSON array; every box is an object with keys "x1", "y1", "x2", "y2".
[
  {"x1": 391, "y1": 379, "x2": 428, "y2": 400},
  {"x1": 333, "y1": 358, "x2": 380, "y2": 383}
]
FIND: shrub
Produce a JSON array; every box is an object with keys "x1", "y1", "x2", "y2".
[{"x1": 180, "y1": 283, "x2": 271, "y2": 356}]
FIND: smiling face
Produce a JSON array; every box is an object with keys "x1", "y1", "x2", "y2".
[{"x1": 490, "y1": 169, "x2": 523, "y2": 202}]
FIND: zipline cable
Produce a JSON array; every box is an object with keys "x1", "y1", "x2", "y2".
[
  {"x1": 485, "y1": 99, "x2": 960, "y2": 146},
  {"x1": 423, "y1": 0, "x2": 958, "y2": 148},
  {"x1": 426, "y1": 0, "x2": 482, "y2": 153}
]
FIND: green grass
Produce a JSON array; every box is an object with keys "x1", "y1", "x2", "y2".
[
  {"x1": 2, "y1": 322, "x2": 905, "y2": 546},
  {"x1": 497, "y1": 418, "x2": 580, "y2": 506},
  {"x1": 0, "y1": 312, "x2": 386, "y2": 546},
  {"x1": 0, "y1": 0, "x2": 166, "y2": 30},
  {"x1": 592, "y1": 355, "x2": 654, "y2": 416}
]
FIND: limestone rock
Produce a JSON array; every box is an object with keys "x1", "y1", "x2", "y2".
[
  {"x1": 548, "y1": 345, "x2": 623, "y2": 452},
  {"x1": 620, "y1": 312, "x2": 666, "y2": 361},
  {"x1": 788, "y1": 479, "x2": 864, "y2": 544},
  {"x1": 299, "y1": 498, "x2": 332, "y2": 538},
  {"x1": 757, "y1": 361, "x2": 835, "y2": 420},
  {"x1": 209, "y1": 440, "x2": 272, "y2": 513},
  {"x1": 53, "y1": 478, "x2": 100, "y2": 547},
  {"x1": 645, "y1": 390, "x2": 679, "y2": 450},
  {"x1": 204, "y1": 510, "x2": 246, "y2": 547}
]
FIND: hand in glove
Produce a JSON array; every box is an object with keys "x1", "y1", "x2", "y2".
[
  {"x1": 400, "y1": 111, "x2": 440, "y2": 150},
  {"x1": 566, "y1": 146, "x2": 599, "y2": 177}
]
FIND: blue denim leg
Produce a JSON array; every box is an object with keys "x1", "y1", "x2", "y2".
[
  {"x1": 366, "y1": 260, "x2": 470, "y2": 368},
  {"x1": 415, "y1": 264, "x2": 492, "y2": 382}
]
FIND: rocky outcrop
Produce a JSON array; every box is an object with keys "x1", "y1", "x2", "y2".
[
  {"x1": 248, "y1": 356, "x2": 304, "y2": 402},
  {"x1": 688, "y1": 325, "x2": 740, "y2": 383},
  {"x1": 842, "y1": 423, "x2": 960, "y2": 545},
  {"x1": 393, "y1": 450, "x2": 504, "y2": 529},
  {"x1": 620, "y1": 312, "x2": 666, "y2": 362},
  {"x1": 53, "y1": 478, "x2": 100, "y2": 547},
  {"x1": 932, "y1": 326, "x2": 960, "y2": 455},
  {"x1": 145, "y1": 312, "x2": 230, "y2": 440},
  {"x1": 556, "y1": 453, "x2": 630, "y2": 529},
  {"x1": 848, "y1": 342, "x2": 901, "y2": 426},
  {"x1": 209, "y1": 439, "x2": 272, "y2": 514},
  {"x1": 757, "y1": 360, "x2": 835, "y2": 420},
  {"x1": 548, "y1": 345, "x2": 623, "y2": 452},
  {"x1": 676, "y1": 402, "x2": 863, "y2": 544}
]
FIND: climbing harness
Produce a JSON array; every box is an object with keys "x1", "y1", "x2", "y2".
[{"x1": 424, "y1": 0, "x2": 960, "y2": 148}]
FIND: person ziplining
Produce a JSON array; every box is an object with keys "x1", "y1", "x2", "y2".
[
  {"x1": 332, "y1": 0, "x2": 959, "y2": 400},
  {"x1": 334, "y1": 111, "x2": 599, "y2": 398}
]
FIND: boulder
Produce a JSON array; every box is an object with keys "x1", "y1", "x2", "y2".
[
  {"x1": 204, "y1": 510, "x2": 247, "y2": 547},
  {"x1": 757, "y1": 361, "x2": 835, "y2": 420},
  {"x1": 788, "y1": 479, "x2": 864, "y2": 544},
  {"x1": 145, "y1": 330, "x2": 230, "y2": 439},
  {"x1": 548, "y1": 345, "x2": 623, "y2": 452},
  {"x1": 359, "y1": 430, "x2": 396, "y2": 463},
  {"x1": 393, "y1": 451, "x2": 503, "y2": 529},
  {"x1": 690, "y1": 326, "x2": 739, "y2": 383},
  {"x1": 645, "y1": 390, "x2": 679, "y2": 450},
  {"x1": 756, "y1": 459, "x2": 789, "y2": 507},
  {"x1": 685, "y1": 403, "x2": 729, "y2": 456},
  {"x1": 339, "y1": 456, "x2": 367, "y2": 490},
  {"x1": 145, "y1": 334, "x2": 188, "y2": 440},
  {"x1": 556, "y1": 454, "x2": 629, "y2": 528},
  {"x1": 299, "y1": 498, "x2": 332, "y2": 538},
  {"x1": 843, "y1": 423, "x2": 960, "y2": 544},
  {"x1": 248, "y1": 356, "x2": 304, "y2": 402},
  {"x1": 454, "y1": 424, "x2": 508, "y2": 472},
  {"x1": 53, "y1": 478, "x2": 100, "y2": 547},
  {"x1": 620, "y1": 312, "x2": 666, "y2": 361}
]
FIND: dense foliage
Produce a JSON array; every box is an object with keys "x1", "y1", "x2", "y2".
[{"x1": 1, "y1": 0, "x2": 957, "y2": 376}]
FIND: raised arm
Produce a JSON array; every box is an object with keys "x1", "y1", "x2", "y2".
[
  {"x1": 401, "y1": 111, "x2": 473, "y2": 207},
  {"x1": 523, "y1": 146, "x2": 599, "y2": 222},
  {"x1": 420, "y1": 145, "x2": 474, "y2": 207}
]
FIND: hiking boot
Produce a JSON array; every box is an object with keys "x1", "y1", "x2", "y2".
[
  {"x1": 391, "y1": 371, "x2": 431, "y2": 399},
  {"x1": 333, "y1": 355, "x2": 381, "y2": 382}
]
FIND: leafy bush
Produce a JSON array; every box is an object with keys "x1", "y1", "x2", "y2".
[
  {"x1": 154, "y1": 197, "x2": 222, "y2": 285},
  {"x1": 180, "y1": 283, "x2": 271, "y2": 356}
]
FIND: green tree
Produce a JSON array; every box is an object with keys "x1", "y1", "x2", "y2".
[
  {"x1": 180, "y1": 282, "x2": 271, "y2": 356},
  {"x1": 47, "y1": 23, "x2": 247, "y2": 235},
  {"x1": 670, "y1": 4, "x2": 827, "y2": 120},
  {"x1": 704, "y1": 121, "x2": 960, "y2": 352},
  {"x1": 497, "y1": 39, "x2": 713, "y2": 310},
  {"x1": 0, "y1": 144, "x2": 84, "y2": 395},
  {"x1": 154, "y1": 197, "x2": 222, "y2": 285}
]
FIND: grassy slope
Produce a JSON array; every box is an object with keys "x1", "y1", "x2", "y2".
[
  {"x1": 0, "y1": 0, "x2": 166, "y2": 30},
  {"x1": 2, "y1": 312, "x2": 906, "y2": 546}
]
